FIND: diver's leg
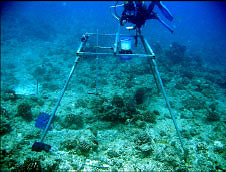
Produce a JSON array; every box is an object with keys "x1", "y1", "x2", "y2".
[{"x1": 147, "y1": 1, "x2": 156, "y2": 14}]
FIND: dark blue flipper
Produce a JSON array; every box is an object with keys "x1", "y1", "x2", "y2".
[
  {"x1": 157, "y1": 17, "x2": 174, "y2": 34},
  {"x1": 156, "y1": 1, "x2": 173, "y2": 21}
]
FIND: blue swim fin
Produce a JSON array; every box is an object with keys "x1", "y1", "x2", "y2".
[
  {"x1": 157, "y1": 17, "x2": 174, "y2": 34},
  {"x1": 156, "y1": 1, "x2": 173, "y2": 21}
]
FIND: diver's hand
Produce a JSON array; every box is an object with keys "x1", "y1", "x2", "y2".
[{"x1": 120, "y1": 19, "x2": 127, "y2": 26}]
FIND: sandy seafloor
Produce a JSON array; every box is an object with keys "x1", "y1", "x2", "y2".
[{"x1": 1, "y1": 20, "x2": 226, "y2": 172}]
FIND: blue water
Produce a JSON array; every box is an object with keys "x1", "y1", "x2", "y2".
[{"x1": 1, "y1": 1, "x2": 226, "y2": 66}]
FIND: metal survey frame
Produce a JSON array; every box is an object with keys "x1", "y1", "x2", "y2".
[
  {"x1": 77, "y1": 31, "x2": 186, "y2": 159},
  {"x1": 32, "y1": 28, "x2": 187, "y2": 161},
  {"x1": 77, "y1": 33, "x2": 155, "y2": 59}
]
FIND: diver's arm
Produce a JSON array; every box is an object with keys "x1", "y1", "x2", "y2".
[
  {"x1": 147, "y1": 12, "x2": 173, "y2": 33},
  {"x1": 120, "y1": 11, "x2": 127, "y2": 26}
]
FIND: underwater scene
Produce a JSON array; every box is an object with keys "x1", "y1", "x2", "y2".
[{"x1": 1, "y1": 1, "x2": 226, "y2": 171}]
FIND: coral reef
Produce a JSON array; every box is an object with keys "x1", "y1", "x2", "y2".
[
  {"x1": 0, "y1": 120, "x2": 12, "y2": 136},
  {"x1": 107, "y1": 149, "x2": 121, "y2": 158},
  {"x1": 206, "y1": 111, "x2": 220, "y2": 122},
  {"x1": 213, "y1": 141, "x2": 224, "y2": 153},
  {"x1": 111, "y1": 94, "x2": 124, "y2": 108},
  {"x1": 96, "y1": 95, "x2": 134, "y2": 122},
  {"x1": 125, "y1": 98, "x2": 137, "y2": 115},
  {"x1": 1, "y1": 89, "x2": 17, "y2": 101},
  {"x1": 134, "y1": 87, "x2": 147, "y2": 105},
  {"x1": 17, "y1": 102, "x2": 33, "y2": 122},
  {"x1": 0, "y1": 149, "x2": 7, "y2": 160},
  {"x1": 99, "y1": 104, "x2": 126, "y2": 122},
  {"x1": 137, "y1": 110, "x2": 160, "y2": 123},
  {"x1": 77, "y1": 138, "x2": 98, "y2": 155},
  {"x1": 60, "y1": 113, "x2": 84, "y2": 129},
  {"x1": 0, "y1": 150, "x2": 17, "y2": 170},
  {"x1": 133, "y1": 131, "x2": 154, "y2": 157},
  {"x1": 61, "y1": 133, "x2": 98, "y2": 156},
  {"x1": 136, "y1": 143, "x2": 154, "y2": 158},
  {"x1": 134, "y1": 132, "x2": 151, "y2": 146},
  {"x1": 29, "y1": 96, "x2": 45, "y2": 107},
  {"x1": 182, "y1": 98, "x2": 205, "y2": 111},
  {"x1": 165, "y1": 42, "x2": 187, "y2": 64},
  {"x1": 0, "y1": 106, "x2": 10, "y2": 118},
  {"x1": 15, "y1": 158, "x2": 42, "y2": 171}
]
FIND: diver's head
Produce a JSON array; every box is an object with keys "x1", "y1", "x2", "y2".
[
  {"x1": 123, "y1": 1, "x2": 135, "y2": 17},
  {"x1": 124, "y1": 1, "x2": 135, "y2": 11}
]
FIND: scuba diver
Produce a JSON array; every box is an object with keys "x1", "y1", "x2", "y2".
[{"x1": 120, "y1": 1, "x2": 174, "y2": 33}]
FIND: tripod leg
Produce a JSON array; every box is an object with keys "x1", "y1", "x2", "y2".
[
  {"x1": 139, "y1": 35, "x2": 160, "y2": 92},
  {"x1": 39, "y1": 40, "x2": 85, "y2": 144},
  {"x1": 140, "y1": 35, "x2": 187, "y2": 161}
]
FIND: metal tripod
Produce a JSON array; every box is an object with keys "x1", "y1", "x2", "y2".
[{"x1": 32, "y1": 26, "x2": 187, "y2": 161}]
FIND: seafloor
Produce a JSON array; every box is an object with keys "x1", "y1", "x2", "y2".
[{"x1": 1, "y1": 30, "x2": 226, "y2": 171}]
